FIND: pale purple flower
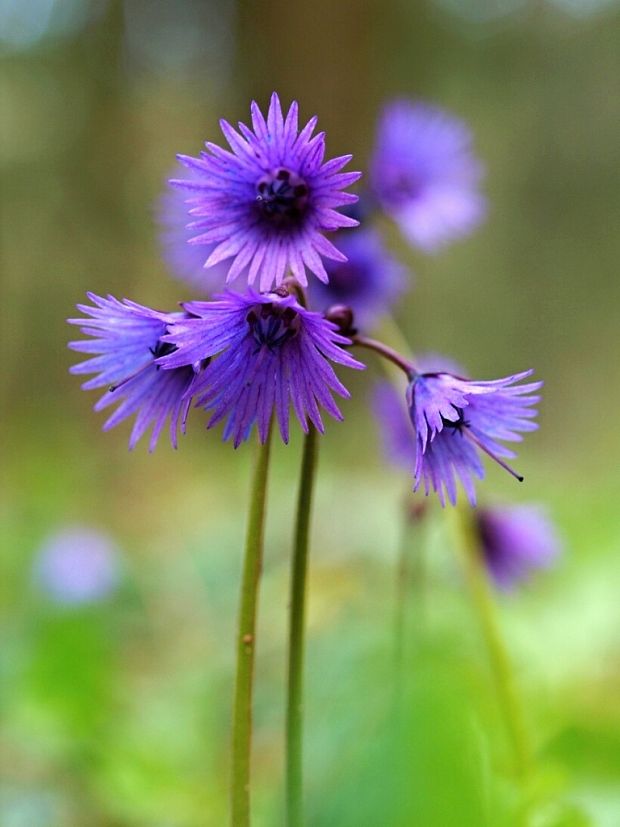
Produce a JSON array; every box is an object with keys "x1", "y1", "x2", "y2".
[
  {"x1": 158, "y1": 289, "x2": 365, "y2": 447},
  {"x1": 68, "y1": 293, "x2": 201, "y2": 451},
  {"x1": 408, "y1": 369, "x2": 542, "y2": 506},
  {"x1": 309, "y1": 228, "x2": 407, "y2": 330},
  {"x1": 157, "y1": 167, "x2": 229, "y2": 295},
  {"x1": 34, "y1": 526, "x2": 121, "y2": 605},
  {"x1": 477, "y1": 505, "x2": 561, "y2": 590},
  {"x1": 370, "y1": 100, "x2": 486, "y2": 252},
  {"x1": 171, "y1": 92, "x2": 361, "y2": 291}
]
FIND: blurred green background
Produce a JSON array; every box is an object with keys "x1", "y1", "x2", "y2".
[{"x1": 2, "y1": 1, "x2": 620, "y2": 825}]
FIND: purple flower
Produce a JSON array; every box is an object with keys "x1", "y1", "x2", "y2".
[
  {"x1": 370, "y1": 100, "x2": 486, "y2": 252},
  {"x1": 157, "y1": 167, "x2": 230, "y2": 295},
  {"x1": 372, "y1": 355, "x2": 467, "y2": 472},
  {"x1": 309, "y1": 228, "x2": 407, "y2": 330},
  {"x1": 408, "y1": 370, "x2": 542, "y2": 506},
  {"x1": 476, "y1": 505, "x2": 561, "y2": 590},
  {"x1": 68, "y1": 293, "x2": 201, "y2": 451},
  {"x1": 158, "y1": 289, "x2": 365, "y2": 447},
  {"x1": 171, "y1": 92, "x2": 361, "y2": 291},
  {"x1": 34, "y1": 526, "x2": 121, "y2": 605}
]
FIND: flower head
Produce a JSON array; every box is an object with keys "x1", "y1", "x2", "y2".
[
  {"x1": 171, "y1": 92, "x2": 361, "y2": 291},
  {"x1": 408, "y1": 369, "x2": 542, "y2": 506},
  {"x1": 370, "y1": 100, "x2": 486, "y2": 252},
  {"x1": 159, "y1": 289, "x2": 365, "y2": 447},
  {"x1": 157, "y1": 167, "x2": 230, "y2": 295},
  {"x1": 372, "y1": 355, "x2": 467, "y2": 472},
  {"x1": 68, "y1": 293, "x2": 200, "y2": 451},
  {"x1": 309, "y1": 228, "x2": 407, "y2": 330},
  {"x1": 34, "y1": 525, "x2": 121, "y2": 605},
  {"x1": 476, "y1": 505, "x2": 561, "y2": 590}
]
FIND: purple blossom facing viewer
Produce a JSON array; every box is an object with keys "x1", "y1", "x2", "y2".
[
  {"x1": 171, "y1": 92, "x2": 361, "y2": 291},
  {"x1": 34, "y1": 526, "x2": 121, "y2": 605},
  {"x1": 309, "y1": 228, "x2": 407, "y2": 330},
  {"x1": 157, "y1": 168, "x2": 229, "y2": 295},
  {"x1": 159, "y1": 289, "x2": 365, "y2": 447},
  {"x1": 370, "y1": 100, "x2": 486, "y2": 253},
  {"x1": 477, "y1": 505, "x2": 561, "y2": 590},
  {"x1": 408, "y1": 369, "x2": 542, "y2": 506},
  {"x1": 68, "y1": 293, "x2": 200, "y2": 451}
]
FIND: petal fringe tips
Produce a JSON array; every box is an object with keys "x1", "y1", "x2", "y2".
[
  {"x1": 408, "y1": 370, "x2": 542, "y2": 506},
  {"x1": 68, "y1": 293, "x2": 199, "y2": 451},
  {"x1": 370, "y1": 100, "x2": 486, "y2": 253},
  {"x1": 170, "y1": 92, "x2": 361, "y2": 292},
  {"x1": 159, "y1": 290, "x2": 365, "y2": 448}
]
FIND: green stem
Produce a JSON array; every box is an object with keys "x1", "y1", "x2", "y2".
[
  {"x1": 394, "y1": 514, "x2": 413, "y2": 672},
  {"x1": 453, "y1": 508, "x2": 531, "y2": 782},
  {"x1": 394, "y1": 509, "x2": 427, "y2": 666},
  {"x1": 286, "y1": 426, "x2": 319, "y2": 827},
  {"x1": 230, "y1": 423, "x2": 273, "y2": 827}
]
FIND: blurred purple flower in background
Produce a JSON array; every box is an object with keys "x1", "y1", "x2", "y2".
[
  {"x1": 309, "y1": 228, "x2": 407, "y2": 330},
  {"x1": 408, "y1": 369, "x2": 542, "y2": 506},
  {"x1": 171, "y1": 92, "x2": 361, "y2": 291},
  {"x1": 476, "y1": 505, "x2": 562, "y2": 590},
  {"x1": 34, "y1": 526, "x2": 121, "y2": 605},
  {"x1": 159, "y1": 289, "x2": 365, "y2": 447},
  {"x1": 157, "y1": 169, "x2": 230, "y2": 296},
  {"x1": 372, "y1": 380, "x2": 415, "y2": 472},
  {"x1": 370, "y1": 100, "x2": 486, "y2": 252},
  {"x1": 68, "y1": 293, "x2": 201, "y2": 451}
]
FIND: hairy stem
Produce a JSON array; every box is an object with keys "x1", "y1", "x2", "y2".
[
  {"x1": 230, "y1": 423, "x2": 273, "y2": 827},
  {"x1": 286, "y1": 426, "x2": 319, "y2": 827}
]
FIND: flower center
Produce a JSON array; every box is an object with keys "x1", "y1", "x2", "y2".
[
  {"x1": 256, "y1": 167, "x2": 309, "y2": 226},
  {"x1": 441, "y1": 407, "x2": 470, "y2": 435},
  {"x1": 246, "y1": 303, "x2": 300, "y2": 352}
]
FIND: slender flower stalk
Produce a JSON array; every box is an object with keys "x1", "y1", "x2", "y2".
[
  {"x1": 286, "y1": 426, "x2": 319, "y2": 827},
  {"x1": 452, "y1": 506, "x2": 531, "y2": 782},
  {"x1": 393, "y1": 503, "x2": 428, "y2": 672},
  {"x1": 351, "y1": 334, "x2": 415, "y2": 375},
  {"x1": 231, "y1": 422, "x2": 274, "y2": 827}
]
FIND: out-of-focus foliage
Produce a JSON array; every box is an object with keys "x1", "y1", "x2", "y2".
[{"x1": 2, "y1": 1, "x2": 620, "y2": 825}]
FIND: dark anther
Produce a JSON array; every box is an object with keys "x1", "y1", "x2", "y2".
[
  {"x1": 149, "y1": 340, "x2": 177, "y2": 361},
  {"x1": 255, "y1": 167, "x2": 309, "y2": 226},
  {"x1": 441, "y1": 407, "x2": 470, "y2": 435},
  {"x1": 247, "y1": 302, "x2": 300, "y2": 352}
]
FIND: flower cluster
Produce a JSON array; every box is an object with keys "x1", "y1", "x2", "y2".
[
  {"x1": 69, "y1": 91, "x2": 542, "y2": 512},
  {"x1": 70, "y1": 289, "x2": 363, "y2": 450}
]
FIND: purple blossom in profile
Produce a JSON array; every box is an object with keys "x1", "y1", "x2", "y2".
[
  {"x1": 157, "y1": 167, "x2": 230, "y2": 295},
  {"x1": 159, "y1": 289, "x2": 365, "y2": 447},
  {"x1": 476, "y1": 505, "x2": 561, "y2": 590},
  {"x1": 171, "y1": 92, "x2": 361, "y2": 291},
  {"x1": 372, "y1": 355, "x2": 467, "y2": 472},
  {"x1": 309, "y1": 228, "x2": 407, "y2": 330},
  {"x1": 370, "y1": 100, "x2": 486, "y2": 253},
  {"x1": 408, "y1": 369, "x2": 542, "y2": 506},
  {"x1": 34, "y1": 526, "x2": 121, "y2": 605},
  {"x1": 68, "y1": 293, "x2": 201, "y2": 451}
]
